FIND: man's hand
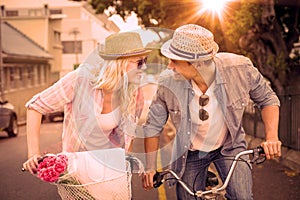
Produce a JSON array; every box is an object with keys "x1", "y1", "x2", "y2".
[
  {"x1": 261, "y1": 139, "x2": 282, "y2": 159},
  {"x1": 260, "y1": 105, "x2": 281, "y2": 159}
]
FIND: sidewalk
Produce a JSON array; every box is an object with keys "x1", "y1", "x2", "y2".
[{"x1": 246, "y1": 135, "x2": 300, "y2": 173}]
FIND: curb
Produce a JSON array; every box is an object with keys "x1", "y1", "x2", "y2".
[
  {"x1": 246, "y1": 135, "x2": 300, "y2": 173},
  {"x1": 17, "y1": 120, "x2": 26, "y2": 126}
]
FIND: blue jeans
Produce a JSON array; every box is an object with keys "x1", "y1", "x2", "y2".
[{"x1": 176, "y1": 147, "x2": 253, "y2": 200}]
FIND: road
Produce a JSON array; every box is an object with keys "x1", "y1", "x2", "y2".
[{"x1": 0, "y1": 122, "x2": 299, "y2": 200}]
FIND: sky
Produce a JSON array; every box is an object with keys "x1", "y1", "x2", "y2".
[
  {"x1": 109, "y1": 12, "x2": 140, "y2": 31},
  {"x1": 109, "y1": 12, "x2": 161, "y2": 46}
]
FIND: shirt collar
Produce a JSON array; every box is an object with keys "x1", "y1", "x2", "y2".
[{"x1": 213, "y1": 55, "x2": 226, "y2": 84}]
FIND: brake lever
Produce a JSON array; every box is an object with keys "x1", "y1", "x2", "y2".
[
  {"x1": 250, "y1": 146, "x2": 266, "y2": 164},
  {"x1": 153, "y1": 171, "x2": 165, "y2": 188}
]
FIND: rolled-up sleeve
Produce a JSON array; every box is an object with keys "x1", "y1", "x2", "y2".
[
  {"x1": 26, "y1": 70, "x2": 78, "y2": 114},
  {"x1": 248, "y1": 61, "x2": 280, "y2": 108},
  {"x1": 143, "y1": 84, "x2": 169, "y2": 138}
]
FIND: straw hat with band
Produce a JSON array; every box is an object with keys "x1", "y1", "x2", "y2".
[
  {"x1": 99, "y1": 32, "x2": 151, "y2": 60},
  {"x1": 161, "y1": 24, "x2": 219, "y2": 61}
]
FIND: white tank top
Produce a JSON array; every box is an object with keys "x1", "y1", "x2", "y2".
[
  {"x1": 98, "y1": 106, "x2": 121, "y2": 136},
  {"x1": 190, "y1": 80, "x2": 228, "y2": 152}
]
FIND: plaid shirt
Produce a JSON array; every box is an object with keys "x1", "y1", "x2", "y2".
[{"x1": 26, "y1": 65, "x2": 142, "y2": 152}]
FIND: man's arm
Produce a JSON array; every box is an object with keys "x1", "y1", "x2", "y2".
[{"x1": 260, "y1": 105, "x2": 281, "y2": 159}]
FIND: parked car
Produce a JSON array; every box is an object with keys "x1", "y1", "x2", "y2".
[
  {"x1": 0, "y1": 100, "x2": 18, "y2": 137},
  {"x1": 42, "y1": 111, "x2": 64, "y2": 123}
]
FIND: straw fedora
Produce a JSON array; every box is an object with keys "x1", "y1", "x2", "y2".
[
  {"x1": 161, "y1": 24, "x2": 219, "y2": 61},
  {"x1": 99, "y1": 32, "x2": 151, "y2": 60}
]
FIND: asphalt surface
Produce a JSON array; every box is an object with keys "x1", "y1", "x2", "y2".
[
  {"x1": 252, "y1": 159, "x2": 300, "y2": 200},
  {"x1": 0, "y1": 123, "x2": 299, "y2": 200}
]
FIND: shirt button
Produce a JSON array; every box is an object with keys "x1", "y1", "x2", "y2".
[{"x1": 188, "y1": 118, "x2": 191, "y2": 121}]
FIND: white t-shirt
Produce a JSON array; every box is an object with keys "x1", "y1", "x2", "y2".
[{"x1": 190, "y1": 80, "x2": 228, "y2": 152}]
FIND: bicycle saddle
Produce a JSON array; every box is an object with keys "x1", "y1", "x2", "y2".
[{"x1": 206, "y1": 171, "x2": 219, "y2": 188}]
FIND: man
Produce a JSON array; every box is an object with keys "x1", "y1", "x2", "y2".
[{"x1": 142, "y1": 24, "x2": 281, "y2": 200}]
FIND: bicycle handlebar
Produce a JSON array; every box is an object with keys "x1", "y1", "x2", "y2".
[{"x1": 153, "y1": 146, "x2": 265, "y2": 198}]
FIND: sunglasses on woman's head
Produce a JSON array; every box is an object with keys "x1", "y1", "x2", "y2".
[{"x1": 199, "y1": 94, "x2": 209, "y2": 121}]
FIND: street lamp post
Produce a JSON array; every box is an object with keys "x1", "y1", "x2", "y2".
[{"x1": 69, "y1": 28, "x2": 80, "y2": 67}]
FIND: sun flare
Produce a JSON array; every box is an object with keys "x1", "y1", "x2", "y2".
[{"x1": 198, "y1": 0, "x2": 232, "y2": 19}]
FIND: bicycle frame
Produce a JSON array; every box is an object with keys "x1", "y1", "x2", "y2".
[{"x1": 153, "y1": 146, "x2": 265, "y2": 199}]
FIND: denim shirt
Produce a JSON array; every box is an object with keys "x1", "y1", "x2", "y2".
[{"x1": 143, "y1": 52, "x2": 280, "y2": 178}]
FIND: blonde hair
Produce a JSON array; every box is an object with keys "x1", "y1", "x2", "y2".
[
  {"x1": 92, "y1": 59, "x2": 139, "y2": 132},
  {"x1": 93, "y1": 59, "x2": 124, "y2": 91}
]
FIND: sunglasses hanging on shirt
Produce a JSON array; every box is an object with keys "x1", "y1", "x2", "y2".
[{"x1": 199, "y1": 94, "x2": 209, "y2": 121}]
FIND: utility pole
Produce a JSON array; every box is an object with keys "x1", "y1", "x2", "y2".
[{"x1": 0, "y1": 5, "x2": 4, "y2": 100}]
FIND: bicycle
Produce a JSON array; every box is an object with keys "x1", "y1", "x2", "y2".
[
  {"x1": 153, "y1": 146, "x2": 266, "y2": 200},
  {"x1": 22, "y1": 150, "x2": 144, "y2": 200}
]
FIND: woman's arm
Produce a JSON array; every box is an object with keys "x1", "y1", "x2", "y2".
[
  {"x1": 142, "y1": 136, "x2": 160, "y2": 190},
  {"x1": 22, "y1": 108, "x2": 43, "y2": 174}
]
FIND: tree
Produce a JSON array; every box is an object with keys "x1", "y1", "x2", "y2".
[
  {"x1": 226, "y1": 0, "x2": 299, "y2": 94},
  {"x1": 88, "y1": 0, "x2": 209, "y2": 28},
  {"x1": 87, "y1": 0, "x2": 299, "y2": 94}
]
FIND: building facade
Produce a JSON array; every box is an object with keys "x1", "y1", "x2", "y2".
[
  {"x1": 60, "y1": 2, "x2": 119, "y2": 76},
  {"x1": 0, "y1": 21, "x2": 52, "y2": 121},
  {"x1": 1, "y1": 1, "x2": 65, "y2": 83},
  {"x1": 1, "y1": 0, "x2": 120, "y2": 122}
]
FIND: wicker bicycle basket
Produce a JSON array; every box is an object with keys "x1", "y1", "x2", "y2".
[{"x1": 56, "y1": 162, "x2": 132, "y2": 200}]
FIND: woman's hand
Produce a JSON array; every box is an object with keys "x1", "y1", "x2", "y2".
[
  {"x1": 142, "y1": 170, "x2": 156, "y2": 191},
  {"x1": 22, "y1": 154, "x2": 41, "y2": 174}
]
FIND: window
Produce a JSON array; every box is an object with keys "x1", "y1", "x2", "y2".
[
  {"x1": 3, "y1": 67, "x2": 9, "y2": 92},
  {"x1": 18, "y1": 67, "x2": 24, "y2": 88},
  {"x1": 2, "y1": 64, "x2": 50, "y2": 92},
  {"x1": 62, "y1": 41, "x2": 82, "y2": 54},
  {"x1": 49, "y1": 9, "x2": 62, "y2": 15},
  {"x1": 9, "y1": 68, "x2": 18, "y2": 89},
  {"x1": 6, "y1": 10, "x2": 18, "y2": 17},
  {"x1": 54, "y1": 30, "x2": 61, "y2": 45},
  {"x1": 27, "y1": 67, "x2": 34, "y2": 87},
  {"x1": 39, "y1": 65, "x2": 45, "y2": 84},
  {"x1": 28, "y1": 9, "x2": 43, "y2": 17},
  {"x1": 37, "y1": 65, "x2": 46, "y2": 85}
]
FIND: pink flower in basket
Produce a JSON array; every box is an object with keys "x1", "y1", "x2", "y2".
[{"x1": 37, "y1": 154, "x2": 68, "y2": 183}]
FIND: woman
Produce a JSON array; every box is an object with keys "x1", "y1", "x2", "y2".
[{"x1": 22, "y1": 31, "x2": 150, "y2": 199}]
